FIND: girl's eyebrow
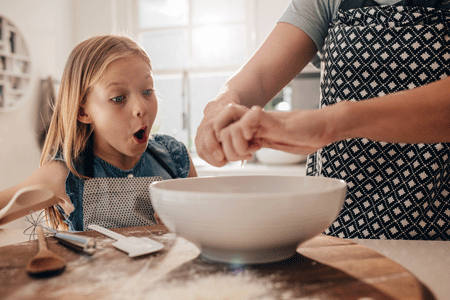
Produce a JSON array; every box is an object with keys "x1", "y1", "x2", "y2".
[
  {"x1": 106, "y1": 82, "x2": 123, "y2": 88},
  {"x1": 143, "y1": 74, "x2": 152, "y2": 81},
  {"x1": 104, "y1": 74, "x2": 152, "y2": 88}
]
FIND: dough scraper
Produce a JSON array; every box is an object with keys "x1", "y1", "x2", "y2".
[{"x1": 88, "y1": 224, "x2": 164, "y2": 257}]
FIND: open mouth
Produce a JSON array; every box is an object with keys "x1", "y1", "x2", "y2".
[
  {"x1": 134, "y1": 127, "x2": 148, "y2": 144},
  {"x1": 135, "y1": 130, "x2": 145, "y2": 140}
]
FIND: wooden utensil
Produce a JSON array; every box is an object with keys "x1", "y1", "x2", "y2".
[
  {"x1": 26, "y1": 226, "x2": 66, "y2": 276},
  {"x1": 0, "y1": 185, "x2": 54, "y2": 226}
]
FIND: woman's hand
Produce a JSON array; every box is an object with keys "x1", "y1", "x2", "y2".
[
  {"x1": 195, "y1": 93, "x2": 249, "y2": 166},
  {"x1": 217, "y1": 106, "x2": 335, "y2": 161}
]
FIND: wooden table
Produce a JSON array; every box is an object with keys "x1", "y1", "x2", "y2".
[{"x1": 0, "y1": 225, "x2": 435, "y2": 300}]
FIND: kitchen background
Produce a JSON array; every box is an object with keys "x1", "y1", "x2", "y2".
[{"x1": 0, "y1": 0, "x2": 320, "y2": 229}]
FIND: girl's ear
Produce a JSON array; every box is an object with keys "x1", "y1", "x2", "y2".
[{"x1": 78, "y1": 107, "x2": 92, "y2": 124}]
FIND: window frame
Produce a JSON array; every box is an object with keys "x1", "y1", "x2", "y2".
[
  {"x1": 131, "y1": 0, "x2": 258, "y2": 150},
  {"x1": 132, "y1": 0, "x2": 257, "y2": 75}
]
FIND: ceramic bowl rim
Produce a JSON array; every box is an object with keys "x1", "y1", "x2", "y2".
[{"x1": 150, "y1": 175, "x2": 347, "y2": 198}]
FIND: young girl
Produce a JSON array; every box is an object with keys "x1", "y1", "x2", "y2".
[{"x1": 0, "y1": 35, "x2": 197, "y2": 231}]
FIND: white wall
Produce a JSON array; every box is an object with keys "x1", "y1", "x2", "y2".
[
  {"x1": 72, "y1": 0, "x2": 135, "y2": 43},
  {"x1": 256, "y1": 0, "x2": 291, "y2": 46},
  {"x1": 0, "y1": 0, "x2": 74, "y2": 229}
]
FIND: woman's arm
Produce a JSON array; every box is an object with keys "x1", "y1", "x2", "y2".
[
  {"x1": 219, "y1": 22, "x2": 318, "y2": 109},
  {"x1": 334, "y1": 76, "x2": 450, "y2": 144},
  {"x1": 0, "y1": 160, "x2": 73, "y2": 225},
  {"x1": 217, "y1": 76, "x2": 450, "y2": 160},
  {"x1": 195, "y1": 22, "x2": 318, "y2": 166}
]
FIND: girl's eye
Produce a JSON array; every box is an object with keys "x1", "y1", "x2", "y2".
[
  {"x1": 143, "y1": 89, "x2": 153, "y2": 96},
  {"x1": 111, "y1": 95, "x2": 124, "y2": 103}
]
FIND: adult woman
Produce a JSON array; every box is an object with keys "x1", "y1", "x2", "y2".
[{"x1": 195, "y1": 0, "x2": 450, "y2": 240}]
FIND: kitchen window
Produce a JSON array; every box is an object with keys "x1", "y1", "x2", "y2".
[{"x1": 136, "y1": 0, "x2": 256, "y2": 151}]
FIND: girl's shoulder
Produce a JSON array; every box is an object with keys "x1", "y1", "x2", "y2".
[
  {"x1": 146, "y1": 134, "x2": 190, "y2": 178},
  {"x1": 147, "y1": 134, "x2": 188, "y2": 154}
]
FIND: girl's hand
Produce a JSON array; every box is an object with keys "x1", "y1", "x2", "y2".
[{"x1": 154, "y1": 212, "x2": 163, "y2": 225}]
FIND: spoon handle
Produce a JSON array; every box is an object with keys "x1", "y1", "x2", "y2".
[{"x1": 36, "y1": 226, "x2": 48, "y2": 251}]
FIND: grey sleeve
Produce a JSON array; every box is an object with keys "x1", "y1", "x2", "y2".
[{"x1": 278, "y1": 0, "x2": 341, "y2": 51}]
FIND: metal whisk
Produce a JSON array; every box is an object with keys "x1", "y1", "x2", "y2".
[{"x1": 24, "y1": 210, "x2": 96, "y2": 255}]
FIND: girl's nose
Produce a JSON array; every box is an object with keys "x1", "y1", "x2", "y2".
[{"x1": 132, "y1": 96, "x2": 148, "y2": 117}]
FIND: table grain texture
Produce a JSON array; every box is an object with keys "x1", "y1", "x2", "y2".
[{"x1": 0, "y1": 225, "x2": 435, "y2": 300}]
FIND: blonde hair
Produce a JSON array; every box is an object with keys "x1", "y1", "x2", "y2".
[{"x1": 40, "y1": 35, "x2": 151, "y2": 229}]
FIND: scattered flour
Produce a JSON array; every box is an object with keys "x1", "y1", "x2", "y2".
[{"x1": 144, "y1": 271, "x2": 278, "y2": 300}]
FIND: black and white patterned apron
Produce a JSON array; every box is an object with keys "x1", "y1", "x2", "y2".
[
  {"x1": 307, "y1": 0, "x2": 450, "y2": 240},
  {"x1": 82, "y1": 176, "x2": 162, "y2": 231},
  {"x1": 79, "y1": 146, "x2": 178, "y2": 231}
]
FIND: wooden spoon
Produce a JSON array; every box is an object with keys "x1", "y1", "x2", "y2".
[
  {"x1": 0, "y1": 185, "x2": 54, "y2": 226},
  {"x1": 26, "y1": 226, "x2": 66, "y2": 276}
]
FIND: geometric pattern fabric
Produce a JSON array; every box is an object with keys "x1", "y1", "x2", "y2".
[
  {"x1": 82, "y1": 176, "x2": 162, "y2": 231},
  {"x1": 307, "y1": 4, "x2": 450, "y2": 240}
]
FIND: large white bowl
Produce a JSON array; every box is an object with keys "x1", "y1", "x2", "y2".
[{"x1": 149, "y1": 175, "x2": 346, "y2": 264}]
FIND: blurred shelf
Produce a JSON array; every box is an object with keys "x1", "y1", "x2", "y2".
[{"x1": 0, "y1": 15, "x2": 31, "y2": 112}]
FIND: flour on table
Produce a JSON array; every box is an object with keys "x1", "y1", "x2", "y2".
[{"x1": 146, "y1": 271, "x2": 281, "y2": 300}]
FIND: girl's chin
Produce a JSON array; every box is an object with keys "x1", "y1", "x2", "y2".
[
  {"x1": 129, "y1": 144, "x2": 147, "y2": 155},
  {"x1": 115, "y1": 143, "x2": 147, "y2": 160}
]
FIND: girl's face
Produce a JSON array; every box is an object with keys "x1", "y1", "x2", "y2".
[{"x1": 79, "y1": 53, "x2": 158, "y2": 170}]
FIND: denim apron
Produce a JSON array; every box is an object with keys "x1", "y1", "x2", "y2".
[{"x1": 307, "y1": 0, "x2": 450, "y2": 239}]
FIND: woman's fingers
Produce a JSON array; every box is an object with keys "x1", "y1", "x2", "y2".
[
  {"x1": 220, "y1": 107, "x2": 317, "y2": 158},
  {"x1": 218, "y1": 106, "x2": 263, "y2": 161},
  {"x1": 201, "y1": 103, "x2": 323, "y2": 163},
  {"x1": 213, "y1": 103, "x2": 249, "y2": 141},
  {"x1": 196, "y1": 102, "x2": 250, "y2": 166},
  {"x1": 239, "y1": 106, "x2": 264, "y2": 140},
  {"x1": 220, "y1": 126, "x2": 255, "y2": 161},
  {"x1": 195, "y1": 111, "x2": 228, "y2": 167},
  {"x1": 211, "y1": 103, "x2": 252, "y2": 162}
]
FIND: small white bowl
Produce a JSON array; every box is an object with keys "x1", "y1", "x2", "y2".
[
  {"x1": 150, "y1": 175, "x2": 346, "y2": 264},
  {"x1": 255, "y1": 148, "x2": 306, "y2": 165}
]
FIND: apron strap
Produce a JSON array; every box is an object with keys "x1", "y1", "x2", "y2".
[{"x1": 79, "y1": 134, "x2": 95, "y2": 178}]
